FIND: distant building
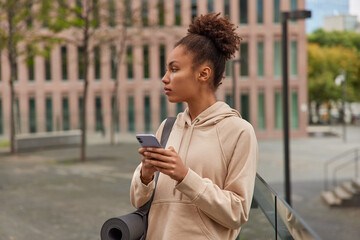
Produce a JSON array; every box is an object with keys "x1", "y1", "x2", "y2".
[
  {"x1": 324, "y1": 14, "x2": 360, "y2": 32},
  {"x1": 306, "y1": 0, "x2": 349, "y2": 33},
  {"x1": 0, "y1": 0, "x2": 309, "y2": 140}
]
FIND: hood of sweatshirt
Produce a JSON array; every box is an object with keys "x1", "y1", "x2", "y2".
[{"x1": 177, "y1": 101, "x2": 241, "y2": 128}]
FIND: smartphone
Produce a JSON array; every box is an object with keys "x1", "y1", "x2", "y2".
[{"x1": 136, "y1": 134, "x2": 163, "y2": 148}]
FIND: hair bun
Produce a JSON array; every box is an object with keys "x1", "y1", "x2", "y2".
[{"x1": 188, "y1": 13, "x2": 241, "y2": 60}]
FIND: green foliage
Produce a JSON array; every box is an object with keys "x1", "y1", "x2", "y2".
[{"x1": 307, "y1": 30, "x2": 360, "y2": 104}]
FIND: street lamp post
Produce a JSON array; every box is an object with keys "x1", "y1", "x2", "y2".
[
  {"x1": 335, "y1": 70, "x2": 346, "y2": 142},
  {"x1": 281, "y1": 10, "x2": 311, "y2": 206}
]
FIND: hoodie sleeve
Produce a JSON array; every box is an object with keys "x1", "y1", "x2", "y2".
[
  {"x1": 130, "y1": 120, "x2": 166, "y2": 209},
  {"x1": 175, "y1": 119, "x2": 258, "y2": 229}
]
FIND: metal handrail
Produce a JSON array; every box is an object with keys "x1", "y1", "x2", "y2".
[{"x1": 324, "y1": 147, "x2": 360, "y2": 191}]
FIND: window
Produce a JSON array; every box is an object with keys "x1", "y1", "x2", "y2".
[
  {"x1": 175, "y1": 0, "x2": 181, "y2": 26},
  {"x1": 160, "y1": 95, "x2": 167, "y2": 121},
  {"x1": 76, "y1": 0, "x2": 82, "y2": 8},
  {"x1": 78, "y1": 46, "x2": 84, "y2": 80},
  {"x1": 108, "y1": 0, "x2": 116, "y2": 27},
  {"x1": 240, "y1": 43, "x2": 249, "y2": 76},
  {"x1": 45, "y1": 54, "x2": 51, "y2": 81},
  {"x1": 143, "y1": 45, "x2": 150, "y2": 79},
  {"x1": 92, "y1": 0, "x2": 99, "y2": 28},
  {"x1": 290, "y1": 41, "x2": 297, "y2": 76},
  {"x1": 126, "y1": 46, "x2": 133, "y2": 80},
  {"x1": 95, "y1": 97, "x2": 103, "y2": 132},
  {"x1": 225, "y1": 61, "x2": 232, "y2": 77},
  {"x1": 158, "y1": 0, "x2": 165, "y2": 26},
  {"x1": 177, "y1": 102, "x2": 183, "y2": 113},
  {"x1": 144, "y1": 96, "x2": 151, "y2": 132},
  {"x1": 111, "y1": 96, "x2": 119, "y2": 132},
  {"x1": 160, "y1": 44, "x2": 166, "y2": 78},
  {"x1": 274, "y1": 41, "x2": 282, "y2": 77},
  {"x1": 290, "y1": 0, "x2": 297, "y2": 23},
  {"x1": 240, "y1": 0, "x2": 248, "y2": 24},
  {"x1": 61, "y1": 46, "x2": 68, "y2": 81},
  {"x1": 29, "y1": 97, "x2": 36, "y2": 133},
  {"x1": 257, "y1": 41, "x2": 264, "y2": 77},
  {"x1": 258, "y1": 93, "x2": 266, "y2": 130},
  {"x1": 0, "y1": 51, "x2": 2, "y2": 82},
  {"x1": 225, "y1": 93, "x2": 232, "y2": 107},
  {"x1": 224, "y1": 0, "x2": 230, "y2": 17},
  {"x1": 257, "y1": 0, "x2": 263, "y2": 24},
  {"x1": 240, "y1": 93, "x2": 250, "y2": 121},
  {"x1": 46, "y1": 97, "x2": 53, "y2": 132},
  {"x1": 78, "y1": 97, "x2": 83, "y2": 129},
  {"x1": 0, "y1": 98, "x2": 2, "y2": 135},
  {"x1": 26, "y1": 0, "x2": 33, "y2": 28},
  {"x1": 94, "y1": 46, "x2": 101, "y2": 80},
  {"x1": 208, "y1": 0, "x2": 214, "y2": 12},
  {"x1": 275, "y1": 92, "x2": 282, "y2": 130},
  {"x1": 291, "y1": 92, "x2": 299, "y2": 129},
  {"x1": 128, "y1": 96, "x2": 135, "y2": 132},
  {"x1": 62, "y1": 97, "x2": 70, "y2": 130},
  {"x1": 27, "y1": 48, "x2": 34, "y2": 82},
  {"x1": 142, "y1": 0, "x2": 148, "y2": 26},
  {"x1": 274, "y1": 0, "x2": 280, "y2": 23},
  {"x1": 111, "y1": 45, "x2": 117, "y2": 80},
  {"x1": 125, "y1": 0, "x2": 132, "y2": 27},
  {"x1": 191, "y1": 0, "x2": 197, "y2": 20}
]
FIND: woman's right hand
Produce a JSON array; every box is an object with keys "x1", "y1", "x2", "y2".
[{"x1": 138, "y1": 147, "x2": 157, "y2": 185}]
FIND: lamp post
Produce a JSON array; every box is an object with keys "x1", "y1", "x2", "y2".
[
  {"x1": 281, "y1": 10, "x2": 311, "y2": 206},
  {"x1": 231, "y1": 58, "x2": 244, "y2": 110}
]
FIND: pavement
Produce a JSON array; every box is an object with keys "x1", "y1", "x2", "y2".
[{"x1": 0, "y1": 125, "x2": 360, "y2": 240}]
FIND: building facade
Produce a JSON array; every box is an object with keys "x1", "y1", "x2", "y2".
[{"x1": 0, "y1": 0, "x2": 308, "y2": 140}]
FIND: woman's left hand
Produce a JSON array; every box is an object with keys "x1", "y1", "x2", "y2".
[{"x1": 143, "y1": 146, "x2": 188, "y2": 182}]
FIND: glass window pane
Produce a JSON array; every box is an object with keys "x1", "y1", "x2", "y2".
[
  {"x1": 191, "y1": 0, "x2": 197, "y2": 20},
  {"x1": 225, "y1": 93, "x2": 232, "y2": 107},
  {"x1": 78, "y1": 97, "x2": 83, "y2": 129},
  {"x1": 111, "y1": 45, "x2": 117, "y2": 80},
  {"x1": 257, "y1": 41, "x2": 264, "y2": 77},
  {"x1": 175, "y1": 0, "x2": 181, "y2": 26},
  {"x1": 108, "y1": 0, "x2": 116, "y2": 27},
  {"x1": 158, "y1": 0, "x2": 165, "y2": 26},
  {"x1": 290, "y1": 41, "x2": 298, "y2": 76},
  {"x1": 46, "y1": 97, "x2": 53, "y2": 132},
  {"x1": 240, "y1": 0, "x2": 248, "y2": 24},
  {"x1": 94, "y1": 46, "x2": 101, "y2": 80},
  {"x1": 78, "y1": 46, "x2": 84, "y2": 81},
  {"x1": 160, "y1": 44, "x2": 166, "y2": 78},
  {"x1": 258, "y1": 93, "x2": 266, "y2": 130},
  {"x1": 240, "y1": 43, "x2": 249, "y2": 76},
  {"x1": 257, "y1": 0, "x2": 263, "y2": 24},
  {"x1": 45, "y1": 54, "x2": 51, "y2": 81},
  {"x1": 142, "y1": 0, "x2": 148, "y2": 26},
  {"x1": 274, "y1": 0, "x2": 280, "y2": 23},
  {"x1": 275, "y1": 92, "x2": 283, "y2": 130},
  {"x1": 61, "y1": 46, "x2": 68, "y2": 81},
  {"x1": 27, "y1": 48, "x2": 34, "y2": 82},
  {"x1": 274, "y1": 41, "x2": 282, "y2": 77},
  {"x1": 143, "y1": 45, "x2": 150, "y2": 79},
  {"x1": 95, "y1": 97, "x2": 103, "y2": 132},
  {"x1": 127, "y1": 46, "x2": 133, "y2": 80},
  {"x1": 144, "y1": 96, "x2": 151, "y2": 132},
  {"x1": 291, "y1": 92, "x2": 299, "y2": 129},
  {"x1": 224, "y1": 0, "x2": 230, "y2": 17},
  {"x1": 128, "y1": 96, "x2": 135, "y2": 132},
  {"x1": 62, "y1": 97, "x2": 70, "y2": 131},
  {"x1": 29, "y1": 98, "x2": 36, "y2": 133},
  {"x1": 208, "y1": 0, "x2": 213, "y2": 12},
  {"x1": 160, "y1": 95, "x2": 167, "y2": 121},
  {"x1": 177, "y1": 102, "x2": 183, "y2": 113},
  {"x1": 241, "y1": 93, "x2": 250, "y2": 121},
  {"x1": 92, "y1": 0, "x2": 99, "y2": 28}
]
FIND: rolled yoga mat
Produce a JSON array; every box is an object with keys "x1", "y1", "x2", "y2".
[{"x1": 100, "y1": 212, "x2": 146, "y2": 240}]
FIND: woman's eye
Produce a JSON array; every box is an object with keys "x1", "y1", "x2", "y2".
[{"x1": 171, "y1": 68, "x2": 178, "y2": 72}]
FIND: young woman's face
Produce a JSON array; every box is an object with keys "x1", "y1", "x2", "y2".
[{"x1": 162, "y1": 45, "x2": 200, "y2": 103}]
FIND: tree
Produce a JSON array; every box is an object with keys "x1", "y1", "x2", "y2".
[{"x1": 0, "y1": 0, "x2": 56, "y2": 153}]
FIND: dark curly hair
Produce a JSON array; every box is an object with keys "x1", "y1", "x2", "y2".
[{"x1": 174, "y1": 13, "x2": 241, "y2": 90}]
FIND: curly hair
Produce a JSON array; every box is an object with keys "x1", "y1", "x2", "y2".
[{"x1": 174, "y1": 13, "x2": 242, "y2": 90}]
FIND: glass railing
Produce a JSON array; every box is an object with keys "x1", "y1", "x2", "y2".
[{"x1": 237, "y1": 174, "x2": 322, "y2": 240}]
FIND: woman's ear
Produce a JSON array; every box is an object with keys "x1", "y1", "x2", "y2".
[{"x1": 198, "y1": 66, "x2": 212, "y2": 83}]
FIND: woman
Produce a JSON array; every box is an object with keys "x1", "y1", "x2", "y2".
[{"x1": 130, "y1": 13, "x2": 258, "y2": 239}]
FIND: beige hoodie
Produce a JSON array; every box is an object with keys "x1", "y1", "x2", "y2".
[{"x1": 130, "y1": 101, "x2": 258, "y2": 240}]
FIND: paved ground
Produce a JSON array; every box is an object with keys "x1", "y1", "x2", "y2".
[{"x1": 0, "y1": 125, "x2": 360, "y2": 240}]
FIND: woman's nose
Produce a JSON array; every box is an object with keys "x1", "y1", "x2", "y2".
[{"x1": 162, "y1": 71, "x2": 170, "y2": 84}]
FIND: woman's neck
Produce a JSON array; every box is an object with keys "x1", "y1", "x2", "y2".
[{"x1": 187, "y1": 94, "x2": 216, "y2": 121}]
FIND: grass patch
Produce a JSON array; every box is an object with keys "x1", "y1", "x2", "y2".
[{"x1": 0, "y1": 141, "x2": 9, "y2": 148}]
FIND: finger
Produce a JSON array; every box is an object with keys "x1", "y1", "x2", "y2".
[
  {"x1": 144, "y1": 151, "x2": 171, "y2": 162},
  {"x1": 146, "y1": 147, "x2": 174, "y2": 157},
  {"x1": 138, "y1": 148, "x2": 146, "y2": 155},
  {"x1": 146, "y1": 159, "x2": 169, "y2": 169}
]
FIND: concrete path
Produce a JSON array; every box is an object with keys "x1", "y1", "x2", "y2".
[{"x1": 0, "y1": 125, "x2": 359, "y2": 240}]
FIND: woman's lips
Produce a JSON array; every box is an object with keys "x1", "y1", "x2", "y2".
[{"x1": 164, "y1": 87, "x2": 171, "y2": 95}]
